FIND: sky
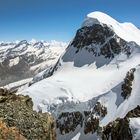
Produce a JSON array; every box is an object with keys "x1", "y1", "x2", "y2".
[{"x1": 0, "y1": 0, "x2": 140, "y2": 42}]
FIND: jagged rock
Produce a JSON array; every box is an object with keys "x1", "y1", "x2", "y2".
[
  {"x1": 56, "y1": 104, "x2": 140, "y2": 139},
  {"x1": 70, "y1": 24, "x2": 130, "y2": 60},
  {"x1": 126, "y1": 105, "x2": 140, "y2": 117},
  {"x1": 0, "y1": 88, "x2": 56, "y2": 140},
  {"x1": 71, "y1": 24, "x2": 114, "y2": 49},
  {"x1": 84, "y1": 115, "x2": 99, "y2": 134},
  {"x1": 102, "y1": 118, "x2": 132, "y2": 140},
  {"x1": 56, "y1": 102, "x2": 107, "y2": 135},
  {"x1": 121, "y1": 68, "x2": 136, "y2": 99},
  {"x1": 0, "y1": 119, "x2": 26, "y2": 140},
  {"x1": 101, "y1": 105, "x2": 140, "y2": 140},
  {"x1": 56, "y1": 112, "x2": 83, "y2": 135},
  {"x1": 0, "y1": 88, "x2": 10, "y2": 96},
  {"x1": 93, "y1": 102, "x2": 107, "y2": 117}
]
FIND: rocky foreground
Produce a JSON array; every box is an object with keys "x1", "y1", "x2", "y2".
[{"x1": 0, "y1": 88, "x2": 56, "y2": 140}]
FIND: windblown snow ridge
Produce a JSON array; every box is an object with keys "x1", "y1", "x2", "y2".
[{"x1": 83, "y1": 11, "x2": 140, "y2": 45}]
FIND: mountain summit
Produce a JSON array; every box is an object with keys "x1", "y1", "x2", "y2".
[
  {"x1": 21, "y1": 12, "x2": 140, "y2": 140},
  {"x1": 83, "y1": 11, "x2": 140, "y2": 45}
]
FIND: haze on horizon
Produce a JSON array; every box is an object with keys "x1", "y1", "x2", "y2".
[{"x1": 0, "y1": 0, "x2": 140, "y2": 42}]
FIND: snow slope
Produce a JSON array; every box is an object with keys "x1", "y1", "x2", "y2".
[
  {"x1": 20, "y1": 12, "x2": 140, "y2": 140},
  {"x1": 130, "y1": 118, "x2": 140, "y2": 140}
]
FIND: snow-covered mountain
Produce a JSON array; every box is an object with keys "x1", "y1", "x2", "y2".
[
  {"x1": 20, "y1": 11, "x2": 140, "y2": 140},
  {"x1": 0, "y1": 40, "x2": 67, "y2": 87}
]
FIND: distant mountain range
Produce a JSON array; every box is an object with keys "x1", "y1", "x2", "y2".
[{"x1": 0, "y1": 40, "x2": 67, "y2": 87}]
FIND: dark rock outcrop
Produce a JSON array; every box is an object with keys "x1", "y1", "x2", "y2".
[
  {"x1": 0, "y1": 119, "x2": 26, "y2": 140},
  {"x1": 126, "y1": 105, "x2": 140, "y2": 118},
  {"x1": 56, "y1": 111, "x2": 83, "y2": 135},
  {"x1": 0, "y1": 88, "x2": 56, "y2": 140},
  {"x1": 71, "y1": 24, "x2": 114, "y2": 49},
  {"x1": 71, "y1": 24, "x2": 130, "y2": 59},
  {"x1": 121, "y1": 68, "x2": 136, "y2": 99},
  {"x1": 56, "y1": 102, "x2": 107, "y2": 135},
  {"x1": 102, "y1": 118, "x2": 132, "y2": 140},
  {"x1": 102, "y1": 105, "x2": 140, "y2": 140},
  {"x1": 94, "y1": 102, "x2": 107, "y2": 117}
]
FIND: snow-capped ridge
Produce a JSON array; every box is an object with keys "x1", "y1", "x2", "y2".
[
  {"x1": 83, "y1": 11, "x2": 118, "y2": 27},
  {"x1": 83, "y1": 11, "x2": 140, "y2": 45}
]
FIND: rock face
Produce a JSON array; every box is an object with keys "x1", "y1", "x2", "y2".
[
  {"x1": 101, "y1": 105, "x2": 140, "y2": 140},
  {"x1": 56, "y1": 104, "x2": 140, "y2": 140},
  {"x1": 43, "y1": 23, "x2": 135, "y2": 78},
  {"x1": 126, "y1": 105, "x2": 140, "y2": 118},
  {"x1": 0, "y1": 88, "x2": 56, "y2": 140},
  {"x1": 71, "y1": 24, "x2": 114, "y2": 49},
  {"x1": 56, "y1": 102, "x2": 107, "y2": 135},
  {"x1": 102, "y1": 118, "x2": 132, "y2": 140},
  {"x1": 0, "y1": 120, "x2": 26, "y2": 140},
  {"x1": 56, "y1": 112, "x2": 83, "y2": 135},
  {"x1": 71, "y1": 24, "x2": 128, "y2": 59},
  {"x1": 121, "y1": 68, "x2": 136, "y2": 99},
  {"x1": 60, "y1": 23, "x2": 133, "y2": 68}
]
